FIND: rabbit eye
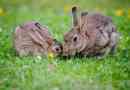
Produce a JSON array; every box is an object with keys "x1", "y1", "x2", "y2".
[
  {"x1": 35, "y1": 22, "x2": 41, "y2": 30},
  {"x1": 73, "y1": 36, "x2": 78, "y2": 42},
  {"x1": 55, "y1": 47, "x2": 60, "y2": 52}
]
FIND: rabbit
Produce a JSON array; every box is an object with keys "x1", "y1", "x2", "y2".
[
  {"x1": 14, "y1": 21, "x2": 62, "y2": 57},
  {"x1": 63, "y1": 6, "x2": 119, "y2": 57}
]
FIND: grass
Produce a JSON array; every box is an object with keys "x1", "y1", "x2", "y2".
[{"x1": 0, "y1": 2, "x2": 130, "y2": 90}]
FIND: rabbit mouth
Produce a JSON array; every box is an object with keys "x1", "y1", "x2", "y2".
[
  {"x1": 63, "y1": 47, "x2": 77, "y2": 56},
  {"x1": 62, "y1": 42, "x2": 87, "y2": 56}
]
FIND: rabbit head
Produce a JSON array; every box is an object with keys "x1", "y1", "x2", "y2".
[
  {"x1": 47, "y1": 39, "x2": 62, "y2": 56},
  {"x1": 63, "y1": 7, "x2": 89, "y2": 56}
]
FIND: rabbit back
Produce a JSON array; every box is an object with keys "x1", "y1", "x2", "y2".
[
  {"x1": 80, "y1": 12, "x2": 119, "y2": 56},
  {"x1": 14, "y1": 22, "x2": 51, "y2": 56}
]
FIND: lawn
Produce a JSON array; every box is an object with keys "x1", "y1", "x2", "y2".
[{"x1": 0, "y1": 0, "x2": 130, "y2": 90}]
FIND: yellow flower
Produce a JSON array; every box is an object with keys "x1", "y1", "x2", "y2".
[
  {"x1": 64, "y1": 5, "x2": 71, "y2": 13},
  {"x1": 0, "y1": 8, "x2": 5, "y2": 16},
  {"x1": 115, "y1": 9, "x2": 124, "y2": 16},
  {"x1": 48, "y1": 52, "x2": 55, "y2": 60}
]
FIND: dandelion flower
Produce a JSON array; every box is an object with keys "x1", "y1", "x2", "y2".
[
  {"x1": 115, "y1": 9, "x2": 124, "y2": 16},
  {"x1": 48, "y1": 52, "x2": 55, "y2": 60}
]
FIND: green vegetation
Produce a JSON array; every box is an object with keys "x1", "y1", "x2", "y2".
[{"x1": 0, "y1": 0, "x2": 130, "y2": 90}]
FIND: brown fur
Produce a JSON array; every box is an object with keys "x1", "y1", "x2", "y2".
[
  {"x1": 63, "y1": 6, "x2": 119, "y2": 57},
  {"x1": 14, "y1": 21, "x2": 62, "y2": 56}
]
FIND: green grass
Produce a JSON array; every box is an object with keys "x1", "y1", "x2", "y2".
[{"x1": 0, "y1": 2, "x2": 130, "y2": 90}]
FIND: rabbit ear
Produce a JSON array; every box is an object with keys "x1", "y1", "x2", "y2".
[
  {"x1": 35, "y1": 22, "x2": 42, "y2": 30},
  {"x1": 28, "y1": 29, "x2": 50, "y2": 48},
  {"x1": 72, "y1": 6, "x2": 79, "y2": 26},
  {"x1": 80, "y1": 12, "x2": 88, "y2": 28}
]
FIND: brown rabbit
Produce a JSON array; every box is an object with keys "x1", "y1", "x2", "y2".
[
  {"x1": 14, "y1": 21, "x2": 62, "y2": 56},
  {"x1": 63, "y1": 6, "x2": 119, "y2": 57}
]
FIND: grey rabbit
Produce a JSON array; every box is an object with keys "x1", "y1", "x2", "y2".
[
  {"x1": 63, "y1": 6, "x2": 119, "y2": 57},
  {"x1": 14, "y1": 21, "x2": 62, "y2": 57}
]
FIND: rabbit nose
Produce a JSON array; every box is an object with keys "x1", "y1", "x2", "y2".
[
  {"x1": 55, "y1": 47, "x2": 60, "y2": 52},
  {"x1": 56, "y1": 47, "x2": 59, "y2": 51},
  {"x1": 55, "y1": 45, "x2": 62, "y2": 53}
]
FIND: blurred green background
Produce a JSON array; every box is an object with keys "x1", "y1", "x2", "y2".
[
  {"x1": 0, "y1": 0, "x2": 130, "y2": 41},
  {"x1": 0, "y1": 0, "x2": 130, "y2": 10},
  {"x1": 0, "y1": 0, "x2": 130, "y2": 90}
]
